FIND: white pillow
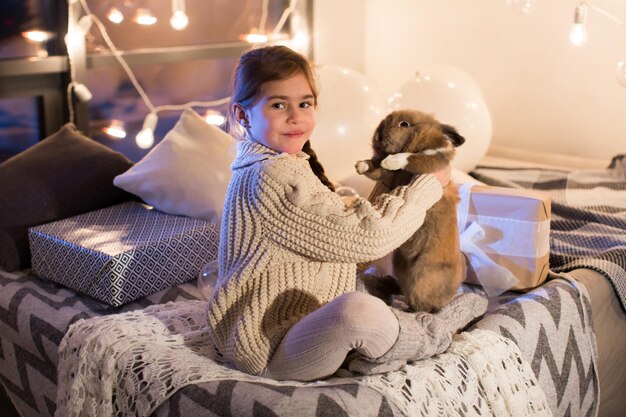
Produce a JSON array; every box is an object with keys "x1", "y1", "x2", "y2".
[{"x1": 114, "y1": 108, "x2": 234, "y2": 225}]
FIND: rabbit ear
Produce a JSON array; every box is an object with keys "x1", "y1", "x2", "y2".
[
  {"x1": 442, "y1": 124, "x2": 465, "y2": 147},
  {"x1": 372, "y1": 116, "x2": 388, "y2": 143}
]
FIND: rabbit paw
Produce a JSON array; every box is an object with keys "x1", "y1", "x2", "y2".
[
  {"x1": 355, "y1": 160, "x2": 370, "y2": 174},
  {"x1": 381, "y1": 153, "x2": 411, "y2": 170}
]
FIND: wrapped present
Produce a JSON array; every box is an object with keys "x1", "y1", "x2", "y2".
[
  {"x1": 29, "y1": 202, "x2": 219, "y2": 306},
  {"x1": 457, "y1": 183, "x2": 551, "y2": 296}
]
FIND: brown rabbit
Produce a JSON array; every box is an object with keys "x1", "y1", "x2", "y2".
[{"x1": 355, "y1": 109, "x2": 465, "y2": 312}]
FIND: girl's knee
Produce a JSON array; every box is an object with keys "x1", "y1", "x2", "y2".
[{"x1": 332, "y1": 292, "x2": 396, "y2": 329}]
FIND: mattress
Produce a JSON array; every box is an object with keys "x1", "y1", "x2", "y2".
[
  {"x1": 0, "y1": 269, "x2": 597, "y2": 417},
  {"x1": 1, "y1": 148, "x2": 623, "y2": 417},
  {"x1": 473, "y1": 148, "x2": 626, "y2": 417}
]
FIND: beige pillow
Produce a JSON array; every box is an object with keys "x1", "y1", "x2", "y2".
[{"x1": 114, "y1": 108, "x2": 234, "y2": 225}]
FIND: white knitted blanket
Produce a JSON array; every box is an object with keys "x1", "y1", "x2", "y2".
[{"x1": 55, "y1": 300, "x2": 552, "y2": 417}]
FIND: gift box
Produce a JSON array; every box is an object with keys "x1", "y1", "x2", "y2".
[
  {"x1": 29, "y1": 202, "x2": 219, "y2": 306},
  {"x1": 457, "y1": 184, "x2": 551, "y2": 295}
]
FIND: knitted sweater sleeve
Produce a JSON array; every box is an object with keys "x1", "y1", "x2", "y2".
[{"x1": 256, "y1": 157, "x2": 443, "y2": 263}]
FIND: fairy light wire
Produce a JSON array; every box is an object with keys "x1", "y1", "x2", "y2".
[
  {"x1": 67, "y1": 0, "x2": 300, "y2": 142},
  {"x1": 66, "y1": 3, "x2": 78, "y2": 124},
  {"x1": 273, "y1": 0, "x2": 298, "y2": 34},
  {"x1": 586, "y1": 1, "x2": 626, "y2": 28},
  {"x1": 259, "y1": 0, "x2": 270, "y2": 32}
]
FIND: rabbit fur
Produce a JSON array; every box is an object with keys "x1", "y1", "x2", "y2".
[{"x1": 355, "y1": 109, "x2": 466, "y2": 312}]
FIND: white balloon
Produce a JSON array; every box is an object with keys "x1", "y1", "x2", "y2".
[
  {"x1": 313, "y1": 65, "x2": 387, "y2": 182},
  {"x1": 389, "y1": 65, "x2": 492, "y2": 172}
]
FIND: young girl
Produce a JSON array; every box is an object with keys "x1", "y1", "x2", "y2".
[{"x1": 205, "y1": 45, "x2": 486, "y2": 381}]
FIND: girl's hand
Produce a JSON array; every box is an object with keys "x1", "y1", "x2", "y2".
[{"x1": 432, "y1": 164, "x2": 452, "y2": 187}]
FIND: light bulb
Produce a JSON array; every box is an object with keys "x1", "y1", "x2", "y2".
[
  {"x1": 21, "y1": 30, "x2": 54, "y2": 42},
  {"x1": 136, "y1": 129, "x2": 154, "y2": 149},
  {"x1": 170, "y1": 0, "x2": 189, "y2": 30},
  {"x1": 64, "y1": 16, "x2": 91, "y2": 52},
  {"x1": 569, "y1": 24, "x2": 587, "y2": 46},
  {"x1": 170, "y1": 11, "x2": 189, "y2": 30},
  {"x1": 239, "y1": 30, "x2": 268, "y2": 44},
  {"x1": 134, "y1": 8, "x2": 157, "y2": 25},
  {"x1": 107, "y1": 7, "x2": 124, "y2": 24},
  {"x1": 73, "y1": 83, "x2": 93, "y2": 102},
  {"x1": 203, "y1": 110, "x2": 226, "y2": 126},
  {"x1": 136, "y1": 113, "x2": 158, "y2": 149},
  {"x1": 77, "y1": 16, "x2": 93, "y2": 34},
  {"x1": 616, "y1": 60, "x2": 626, "y2": 88},
  {"x1": 570, "y1": 3, "x2": 588, "y2": 46},
  {"x1": 103, "y1": 120, "x2": 127, "y2": 139}
]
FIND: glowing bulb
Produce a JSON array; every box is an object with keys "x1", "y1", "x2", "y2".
[
  {"x1": 170, "y1": 0, "x2": 188, "y2": 30},
  {"x1": 136, "y1": 113, "x2": 158, "y2": 149},
  {"x1": 278, "y1": 12, "x2": 310, "y2": 54},
  {"x1": 64, "y1": 15, "x2": 92, "y2": 51},
  {"x1": 283, "y1": 32, "x2": 310, "y2": 54},
  {"x1": 616, "y1": 60, "x2": 626, "y2": 88},
  {"x1": 73, "y1": 83, "x2": 93, "y2": 102},
  {"x1": 77, "y1": 15, "x2": 93, "y2": 33},
  {"x1": 136, "y1": 129, "x2": 154, "y2": 149},
  {"x1": 203, "y1": 110, "x2": 226, "y2": 126},
  {"x1": 21, "y1": 30, "x2": 54, "y2": 42},
  {"x1": 170, "y1": 11, "x2": 189, "y2": 30},
  {"x1": 134, "y1": 9, "x2": 157, "y2": 25},
  {"x1": 570, "y1": 3, "x2": 588, "y2": 46},
  {"x1": 240, "y1": 32, "x2": 268, "y2": 44},
  {"x1": 569, "y1": 24, "x2": 587, "y2": 46},
  {"x1": 107, "y1": 7, "x2": 124, "y2": 24},
  {"x1": 103, "y1": 120, "x2": 127, "y2": 139}
]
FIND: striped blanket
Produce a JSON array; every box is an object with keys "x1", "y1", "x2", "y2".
[{"x1": 471, "y1": 154, "x2": 626, "y2": 313}]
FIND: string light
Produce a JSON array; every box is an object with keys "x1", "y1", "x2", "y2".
[
  {"x1": 569, "y1": 2, "x2": 588, "y2": 46},
  {"x1": 72, "y1": 82, "x2": 93, "y2": 102},
  {"x1": 21, "y1": 30, "x2": 55, "y2": 42},
  {"x1": 134, "y1": 8, "x2": 157, "y2": 25},
  {"x1": 170, "y1": 0, "x2": 189, "y2": 30},
  {"x1": 203, "y1": 110, "x2": 227, "y2": 126},
  {"x1": 66, "y1": 0, "x2": 302, "y2": 148},
  {"x1": 65, "y1": 5, "x2": 94, "y2": 122},
  {"x1": 569, "y1": 1, "x2": 626, "y2": 87},
  {"x1": 240, "y1": 0, "x2": 300, "y2": 46},
  {"x1": 106, "y1": 7, "x2": 124, "y2": 24},
  {"x1": 103, "y1": 119, "x2": 127, "y2": 138},
  {"x1": 136, "y1": 112, "x2": 158, "y2": 148},
  {"x1": 239, "y1": 31, "x2": 269, "y2": 44}
]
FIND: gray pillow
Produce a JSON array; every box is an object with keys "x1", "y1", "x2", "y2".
[{"x1": 0, "y1": 123, "x2": 134, "y2": 271}]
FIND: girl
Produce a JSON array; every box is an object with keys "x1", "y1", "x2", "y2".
[{"x1": 206, "y1": 45, "x2": 486, "y2": 381}]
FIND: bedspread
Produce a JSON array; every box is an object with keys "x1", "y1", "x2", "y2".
[
  {"x1": 472, "y1": 153, "x2": 626, "y2": 313},
  {"x1": 473, "y1": 273, "x2": 599, "y2": 417},
  {"x1": 0, "y1": 267, "x2": 597, "y2": 417},
  {"x1": 55, "y1": 301, "x2": 550, "y2": 417}
]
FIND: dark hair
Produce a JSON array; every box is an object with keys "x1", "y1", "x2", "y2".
[{"x1": 230, "y1": 45, "x2": 334, "y2": 191}]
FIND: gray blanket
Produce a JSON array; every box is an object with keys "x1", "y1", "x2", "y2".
[{"x1": 0, "y1": 269, "x2": 597, "y2": 417}]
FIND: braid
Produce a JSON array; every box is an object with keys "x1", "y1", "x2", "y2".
[{"x1": 302, "y1": 140, "x2": 335, "y2": 192}]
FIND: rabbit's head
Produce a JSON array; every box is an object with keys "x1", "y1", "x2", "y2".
[{"x1": 371, "y1": 110, "x2": 465, "y2": 162}]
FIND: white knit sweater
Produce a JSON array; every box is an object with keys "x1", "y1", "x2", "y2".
[{"x1": 205, "y1": 141, "x2": 443, "y2": 375}]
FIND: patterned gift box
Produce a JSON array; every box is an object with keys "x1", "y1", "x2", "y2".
[{"x1": 29, "y1": 202, "x2": 219, "y2": 306}]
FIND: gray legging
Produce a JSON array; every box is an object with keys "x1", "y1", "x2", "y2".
[{"x1": 261, "y1": 291, "x2": 399, "y2": 381}]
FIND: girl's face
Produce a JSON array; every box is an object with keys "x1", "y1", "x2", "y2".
[{"x1": 239, "y1": 72, "x2": 316, "y2": 155}]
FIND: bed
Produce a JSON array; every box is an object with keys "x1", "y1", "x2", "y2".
[{"x1": 0, "y1": 144, "x2": 624, "y2": 417}]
